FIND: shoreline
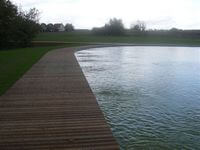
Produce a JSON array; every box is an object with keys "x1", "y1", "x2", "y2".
[{"x1": 33, "y1": 41, "x2": 200, "y2": 48}]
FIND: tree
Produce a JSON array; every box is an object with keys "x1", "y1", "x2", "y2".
[
  {"x1": 170, "y1": 28, "x2": 180, "y2": 33},
  {"x1": 131, "y1": 20, "x2": 146, "y2": 33},
  {"x1": 104, "y1": 18, "x2": 125, "y2": 35},
  {"x1": 0, "y1": 0, "x2": 18, "y2": 47},
  {"x1": 65, "y1": 23, "x2": 74, "y2": 32},
  {"x1": 0, "y1": 0, "x2": 40, "y2": 48},
  {"x1": 46, "y1": 23, "x2": 54, "y2": 32},
  {"x1": 13, "y1": 15, "x2": 40, "y2": 46},
  {"x1": 40, "y1": 23, "x2": 47, "y2": 32},
  {"x1": 92, "y1": 18, "x2": 125, "y2": 36}
]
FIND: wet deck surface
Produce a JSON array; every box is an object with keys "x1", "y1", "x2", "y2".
[{"x1": 0, "y1": 47, "x2": 119, "y2": 149}]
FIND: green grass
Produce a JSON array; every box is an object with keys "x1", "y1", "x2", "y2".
[
  {"x1": 0, "y1": 46, "x2": 67, "y2": 96},
  {"x1": 35, "y1": 31, "x2": 200, "y2": 46}
]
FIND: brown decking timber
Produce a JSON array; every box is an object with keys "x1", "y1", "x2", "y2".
[{"x1": 0, "y1": 47, "x2": 119, "y2": 149}]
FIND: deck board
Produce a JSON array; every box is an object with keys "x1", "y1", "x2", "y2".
[{"x1": 0, "y1": 47, "x2": 119, "y2": 150}]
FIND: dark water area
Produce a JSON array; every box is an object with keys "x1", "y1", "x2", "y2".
[{"x1": 76, "y1": 46, "x2": 200, "y2": 150}]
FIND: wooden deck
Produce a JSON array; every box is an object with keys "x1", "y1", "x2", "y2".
[{"x1": 0, "y1": 47, "x2": 119, "y2": 149}]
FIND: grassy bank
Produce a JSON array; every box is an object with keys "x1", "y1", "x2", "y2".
[
  {"x1": 35, "y1": 31, "x2": 200, "y2": 46},
  {"x1": 0, "y1": 46, "x2": 66, "y2": 96}
]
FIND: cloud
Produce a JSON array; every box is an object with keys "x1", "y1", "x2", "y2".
[
  {"x1": 145, "y1": 17, "x2": 176, "y2": 29},
  {"x1": 11, "y1": 0, "x2": 200, "y2": 29}
]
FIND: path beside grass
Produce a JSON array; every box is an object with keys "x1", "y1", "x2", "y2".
[
  {"x1": 0, "y1": 47, "x2": 64, "y2": 96},
  {"x1": 0, "y1": 45, "x2": 87, "y2": 96},
  {"x1": 0, "y1": 46, "x2": 119, "y2": 149},
  {"x1": 0, "y1": 47, "x2": 52, "y2": 95}
]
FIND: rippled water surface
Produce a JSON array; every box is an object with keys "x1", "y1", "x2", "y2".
[{"x1": 75, "y1": 46, "x2": 200, "y2": 149}]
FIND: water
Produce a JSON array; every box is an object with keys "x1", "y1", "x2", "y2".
[{"x1": 75, "y1": 46, "x2": 200, "y2": 150}]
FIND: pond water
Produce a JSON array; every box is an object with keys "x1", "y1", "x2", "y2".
[{"x1": 75, "y1": 46, "x2": 200, "y2": 150}]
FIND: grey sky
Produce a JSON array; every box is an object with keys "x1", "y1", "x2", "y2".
[{"x1": 11, "y1": 0, "x2": 200, "y2": 29}]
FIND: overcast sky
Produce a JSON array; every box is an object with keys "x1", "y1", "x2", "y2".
[{"x1": 11, "y1": 0, "x2": 200, "y2": 29}]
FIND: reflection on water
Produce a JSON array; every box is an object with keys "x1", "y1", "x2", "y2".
[{"x1": 76, "y1": 46, "x2": 200, "y2": 149}]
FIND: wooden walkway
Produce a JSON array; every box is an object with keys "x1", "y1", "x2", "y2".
[{"x1": 0, "y1": 47, "x2": 119, "y2": 150}]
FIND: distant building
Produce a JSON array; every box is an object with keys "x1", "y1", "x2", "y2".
[{"x1": 54, "y1": 23, "x2": 65, "y2": 32}]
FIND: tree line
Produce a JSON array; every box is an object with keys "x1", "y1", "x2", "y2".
[
  {"x1": 92, "y1": 18, "x2": 200, "y2": 38},
  {"x1": 92, "y1": 18, "x2": 146, "y2": 36},
  {"x1": 40, "y1": 23, "x2": 74, "y2": 32}
]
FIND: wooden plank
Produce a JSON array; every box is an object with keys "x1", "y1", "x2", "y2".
[{"x1": 0, "y1": 47, "x2": 119, "y2": 150}]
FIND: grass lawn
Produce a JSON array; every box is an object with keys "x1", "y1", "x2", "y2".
[
  {"x1": 35, "y1": 31, "x2": 200, "y2": 46},
  {"x1": 0, "y1": 45, "x2": 77, "y2": 96}
]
